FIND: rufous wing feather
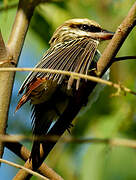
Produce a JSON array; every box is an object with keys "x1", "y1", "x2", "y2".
[{"x1": 15, "y1": 77, "x2": 46, "y2": 112}]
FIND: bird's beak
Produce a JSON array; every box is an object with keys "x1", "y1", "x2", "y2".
[
  {"x1": 89, "y1": 29, "x2": 114, "y2": 41},
  {"x1": 98, "y1": 29, "x2": 115, "y2": 40}
]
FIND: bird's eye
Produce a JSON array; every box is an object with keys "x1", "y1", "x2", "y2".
[
  {"x1": 78, "y1": 24, "x2": 102, "y2": 32},
  {"x1": 81, "y1": 24, "x2": 90, "y2": 31}
]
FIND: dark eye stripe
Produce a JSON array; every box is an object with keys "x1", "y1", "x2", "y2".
[
  {"x1": 77, "y1": 24, "x2": 102, "y2": 32},
  {"x1": 89, "y1": 25, "x2": 102, "y2": 32}
]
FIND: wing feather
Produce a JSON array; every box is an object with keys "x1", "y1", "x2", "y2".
[
  {"x1": 67, "y1": 40, "x2": 98, "y2": 89},
  {"x1": 19, "y1": 38, "x2": 99, "y2": 94}
]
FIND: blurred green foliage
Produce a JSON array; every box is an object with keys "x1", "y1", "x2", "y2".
[{"x1": 0, "y1": 0, "x2": 136, "y2": 179}]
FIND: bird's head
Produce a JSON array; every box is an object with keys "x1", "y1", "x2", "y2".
[{"x1": 49, "y1": 18, "x2": 114, "y2": 46}]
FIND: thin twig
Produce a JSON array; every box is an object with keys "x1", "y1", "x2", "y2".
[
  {"x1": 2, "y1": 134, "x2": 136, "y2": 149},
  {"x1": 0, "y1": 67, "x2": 135, "y2": 95},
  {"x1": 113, "y1": 56, "x2": 136, "y2": 62},
  {"x1": 0, "y1": 158, "x2": 49, "y2": 180}
]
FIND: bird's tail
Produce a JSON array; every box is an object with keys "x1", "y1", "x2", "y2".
[{"x1": 30, "y1": 102, "x2": 57, "y2": 168}]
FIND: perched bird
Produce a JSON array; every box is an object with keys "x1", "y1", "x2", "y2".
[{"x1": 16, "y1": 18, "x2": 114, "y2": 164}]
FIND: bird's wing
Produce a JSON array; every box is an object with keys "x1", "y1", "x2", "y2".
[{"x1": 19, "y1": 38, "x2": 99, "y2": 94}]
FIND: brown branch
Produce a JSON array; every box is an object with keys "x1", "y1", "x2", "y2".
[
  {"x1": 0, "y1": 0, "x2": 34, "y2": 162},
  {"x1": 0, "y1": 29, "x2": 10, "y2": 159},
  {"x1": 5, "y1": 141, "x2": 63, "y2": 180},
  {"x1": 0, "y1": 29, "x2": 12, "y2": 161},
  {"x1": 7, "y1": 1, "x2": 36, "y2": 59}
]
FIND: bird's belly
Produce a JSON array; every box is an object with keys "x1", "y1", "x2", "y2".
[{"x1": 30, "y1": 79, "x2": 58, "y2": 104}]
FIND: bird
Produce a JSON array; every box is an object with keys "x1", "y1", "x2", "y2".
[{"x1": 15, "y1": 18, "x2": 114, "y2": 165}]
